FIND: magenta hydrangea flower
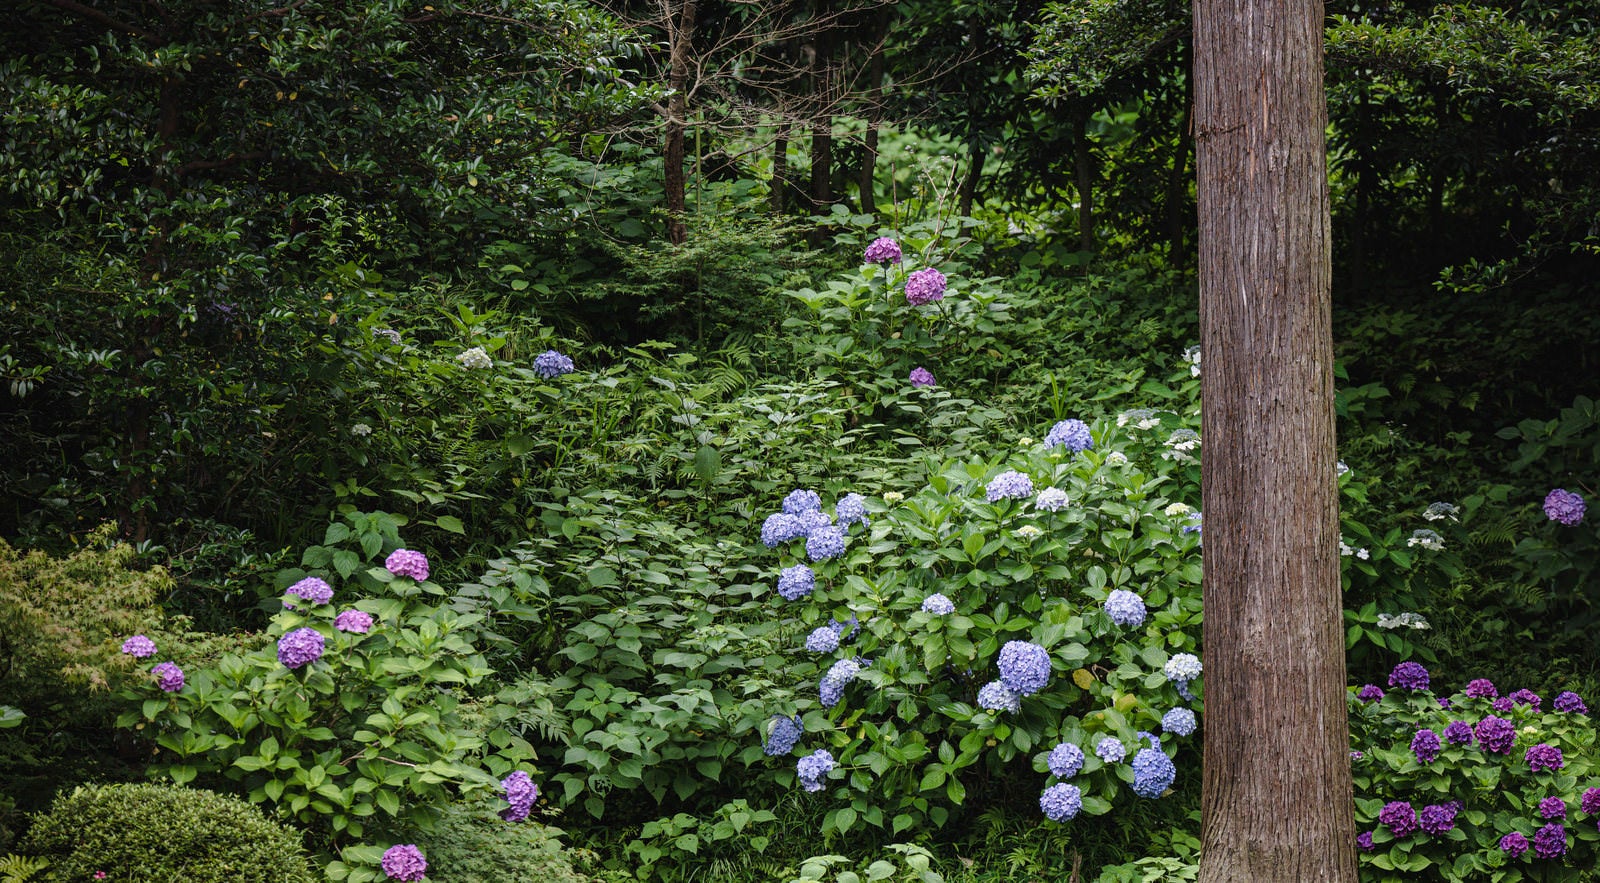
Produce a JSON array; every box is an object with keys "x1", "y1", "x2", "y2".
[
  {"x1": 1500, "y1": 831, "x2": 1529, "y2": 857},
  {"x1": 1544, "y1": 488, "x2": 1586, "y2": 525},
  {"x1": 1357, "y1": 684, "x2": 1385, "y2": 702},
  {"x1": 1388, "y1": 661, "x2": 1430, "y2": 691},
  {"x1": 500, "y1": 770, "x2": 539, "y2": 822},
  {"x1": 1540, "y1": 796, "x2": 1567, "y2": 819},
  {"x1": 863, "y1": 237, "x2": 903, "y2": 265},
  {"x1": 1465, "y1": 678, "x2": 1498, "y2": 699},
  {"x1": 385, "y1": 549, "x2": 430, "y2": 581},
  {"x1": 909, "y1": 366, "x2": 936, "y2": 388},
  {"x1": 904, "y1": 268, "x2": 947, "y2": 306},
  {"x1": 1378, "y1": 800, "x2": 1419, "y2": 837},
  {"x1": 334, "y1": 609, "x2": 374, "y2": 634},
  {"x1": 1411, "y1": 728, "x2": 1441, "y2": 764},
  {"x1": 1356, "y1": 831, "x2": 1375, "y2": 852},
  {"x1": 1554, "y1": 691, "x2": 1588, "y2": 714},
  {"x1": 151, "y1": 661, "x2": 184, "y2": 693},
  {"x1": 1526, "y1": 743, "x2": 1564, "y2": 772},
  {"x1": 284, "y1": 576, "x2": 333, "y2": 609},
  {"x1": 1580, "y1": 787, "x2": 1600, "y2": 815},
  {"x1": 1533, "y1": 822, "x2": 1567, "y2": 859},
  {"x1": 1443, "y1": 720, "x2": 1474, "y2": 745},
  {"x1": 277, "y1": 627, "x2": 325, "y2": 670},
  {"x1": 381, "y1": 844, "x2": 428, "y2": 881},
  {"x1": 1420, "y1": 803, "x2": 1458, "y2": 835},
  {"x1": 1492, "y1": 696, "x2": 1514, "y2": 713},
  {"x1": 121, "y1": 635, "x2": 157, "y2": 658},
  {"x1": 1510, "y1": 688, "x2": 1542, "y2": 711},
  {"x1": 1476, "y1": 716, "x2": 1516, "y2": 754}
]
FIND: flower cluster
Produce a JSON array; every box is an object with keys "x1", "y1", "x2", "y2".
[
  {"x1": 1095, "y1": 737, "x2": 1125, "y2": 763},
  {"x1": 455, "y1": 346, "x2": 492, "y2": 369},
  {"x1": 1443, "y1": 720, "x2": 1474, "y2": 745},
  {"x1": 1377, "y1": 612, "x2": 1430, "y2": 630},
  {"x1": 1543, "y1": 488, "x2": 1586, "y2": 525},
  {"x1": 777, "y1": 564, "x2": 817, "y2": 601},
  {"x1": 1407, "y1": 529, "x2": 1445, "y2": 551},
  {"x1": 784, "y1": 489, "x2": 822, "y2": 514},
  {"x1": 1539, "y1": 796, "x2": 1566, "y2": 819},
  {"x1": 820, "y1": 658, "x2": 864, "y2": 708},
  {"x1": 1380, "y1": 800, "x2": 1420, "y2": 836},
  {"x1": 381, "y1": 844, "x2": 427, "y2": 882},
  {"x1": 1043, "y1": 418, "x2": 1093, "y2": 453},
  {"x1": 920, "y1": 593, "x2": 955, "y2": 615},
  {"x1": 797, "y1": 749, "x2": 835, "y2": 792},
  {"x1": 1389, "y1": 661, "x2": 1431, "y2": 691},
  {"x1": 1419, "y1": 803, "x2": 1459, "y2": 835},
  {"x1": 1164, "y1": 429, "x2": 1200, "y2": 463},
  {"x1": 1526, "y1": 743, "x2": 1564, "y2": 772},
  {"x1": 806, "y1": 526, "x2": 848, "y2": 561},
  {"x1": 763, "y1": 715, "x2": 804, "y2": 756},
  {"x1": 385, "y1": 549, "x2": 430, "y2": 581},
  {"x1": 835, "y1": 493, "x2": 868, "y2": 527},
  {"x1": 1411, "y1": 728, "x2": 1441, "y2": 764},
  {"x1": 904, "y1": 268, "x2": 947, "y2": 306},
  {"x1": 1423, "y1": 501, "x2": 1460, "y2": 522},
  {"x1": 372, "y1": 328, "x2": 402, "y2": 346},
  {"x1": 1533, "y1": 822, "x2": 1567, "y2": 859},
  {"x1": 977, "y1": 681, "x2": 1020, "y2": 714},
  {"x1": 1040, "y1": 783, "x2": 1083, "y2": 821},
  {"x1": 1035, "y1": 487, "x2": 1069, "y2": 512},
  {"x1": 997, "y1": 641, "x2": 1052, "y2": 696},
  {"x1": 1048, "y1": 742, "x2": 1085, "y2": 778},
  {"x1": 1358, "y1": 684, "x2": 1385, "y2": 702},
  {"x1": 1465, "y1": 678, "x2": 1498, "y2": 699},
  {"x1": 285, "y1": 576, "x2": 333, "y2": 608},
  {"x1": 1555, "y1": 691, "x2": 1588, "y2": 715},
  {"x1": 1161, "y1": 707, "x2": 1197, "y2": 737},
  {"x1": 1103, "y1": 590, "x2": 1147, "y2": 627},
  {"x1": 277, "y1": 627, "x2": 325, "y2": 670},
  {"x1": 909, "y1": 366, "x2": 936, "y2": 388},
  {"x1": 533, "y1": 349, "x2": 575, "y2": 379},
  {"x1": 1130, "y1": 747, "x2": 1176, "y2": 798},
  {"x1": 121, "y1": 635, "x2": 157, "y2": 658},
  {"x1": 1475, "y1": 716, "x2": 1516, "y2": 754},
  {"x1": 500, "y1": 770, "x2": 538, "y2": 822},
  {"x1": 985, "y1": 470, "x2": 1034, "y2": 502},
  {"x1": 864, "y1": 237, "x2": 903, "y2": 265},
  {"x1": 1164, "y1": 653, "x2": 1202, "y2": 700},
  {"x1": 335, "y1": 609, "x2": 373, "y2": 634},
  {"x1": 151, "y1": 661, "x2": 185, "y2": 693}
]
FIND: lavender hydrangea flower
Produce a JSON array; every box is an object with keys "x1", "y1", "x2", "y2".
[
  {"x1": 1357, "y1": 684, "x2": 1385, "y2": 703},
  {"x1": 1103, "y1": 590, "x2": 1147, "y2": 627},
  {"x1": 863, "y1": 237, "x2": 903, "y2": 265},
  {"x1": 1544, "y1": 488, "x2": 1586, "y2": 525},
  {"x1": 533, "y1": 350, "x2": 574, "y2": 379},
  {"x1": 760, "y1": 512, "x2": 804, "y2": 547},
  {"x1": 1412, "y1": 729, "x2": 1442, "y2": 764},
  {"x1": 835, "y1": 493, "x2": 868, "y2": 527},
  {"x1": 1539, "y1": 796, "x2": 1567, "y2": 819},
  {"x1": 385, "y1": 549, "x2": 429, "y2": 581},
  {"x1": 777, "y1": 565, "x2": 817, "y2": 601},
  {"x1": 1161, "y1": 708, "x2": 1197, "y2": 737},
  {"x1": 1043, "y1": 419, "x2": 1093, "y2": 453},
  {"x1": 904, "y1": 268, "x2": 947, "y2": 305},
  {"x1": 1035, "y1": 487, "x2": 1069, "y2": 512},
  {"x1": 783, "y1": 489, "x2": 823, "y2": 515},
  {"x1": 500, "y1": 770, "x2": 538, "y2": 822},
  {"x1": 1443, "y1": 721, "x2": 1475, "y2": 745},
  {"x1": 381, "y1": 844, "x2": 428, "y2": 881},
  {"x1": 1554, "y1": 691, "x2": 1588, "y2": 714},
  {"x1": 1420, "y1": 803, "x2": 1458, "y2": 835},
  {"x1": 797, "y1": 749, "x2": 835, "y2": 792},
  {"x1": 1465, "y1": 678, "x2": 1498, "y2": 699},
  {"x1": 909, "y1": 367, "x2": 936, "y2": 388},
  {"x1": 1095, "y1": 737, "x2": 1125, "y2": 764},
  {"x1": 1040, "y1": 783, "x2": 1083, "y2": 821},
  {"x1": 334, "y1": 609, "x2": 374, "y2": 634},
  {"x1": 1048, "y1": 742, "x2": 1085, "y2": 778},
  {"x1": 763, "y1": 714, "x2": 804, "y2": 756},
  {"x1": 285, "y1": 576, "x2": 333, "y2": 608},
  {"x1": 985, "y1": 470, "x2": 1034, "y2": 502},
  {"x1": 977, "y1": 681, "x2": 1021, "y2": 714},
  {"x1": 805, "y1": 625, "x2": 840, "y2": 653},
  {"x1": 277, "y1": 627, "x2": 325, "y2": 670},
  {"x1": 1388, "y1": 661, "x2": 1430, "y2": 691},
  {"x1": 1379, "y1": 801, "x2": 1419, "y2": 837},
  {"x1": 1500, "y1": 832, "x2": 1529, "y2": 858},
  {"x1": 1526, "y1": 743, "x2": 1564, "y2": 772},
  {"x1": 1356, "y1": 831, "x2": 1375, "y2": 852},
  {"x1": 151, "y1": 661, "x2": 184, "y2": 693},
  {"x1": 1130, "y1": 747, "x2": 1176, "y2": 798},
  {"x1": 1476, "y1": 716, "x2": 1516, "y2": 754},
  {"x1": 997, "y1": 641, "x2": 1052, "y2": 696},
  {"x1": 1510, "y1": 688, "x2": 1542, "y2": 711},
  {"x1": 121, "y1": 635, "x2": 157, "y2": 658},
  {"x1": 1534, "y1": 822, "x2": 1567, "y2": 859},
  {"x1": 1492, "y1": 697, "x2": 1514, "y2": 713},
  {"x1": 1165, "y1": 653, "x2": 1202, "y2": 700},
  {"x1": 820, "y1": 658, "x2": 863, "y2": 708},
  {"x1": 921, "y1": 593, "x2": 955, "y2": 615},
  {"x1": 806, "y1": 526, "x2": 847, "y2": 561},
  {"x1": 1580, "y1": 787, "x2": 1600, "y2": 815}
]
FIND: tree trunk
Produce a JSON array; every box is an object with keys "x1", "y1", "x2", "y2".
[
  {"x1": 771, "y1": 124, "x2": 791, "y2": 215},
  {"x1": 858, "y1": 8, "x2": 888, "y2": 216},
  {"x1": 1192, "y1": 0, "x2": 1356, "y2": 878},
  {"x1": 1072, "y1": 110, "x2": 1096, "y2": 253},
  {"x1": 958, "y1": 134, "x2": 984, "y2": 217},
  {"x1": 663, "y1": 0, "x2": 698, "y2": 245},
  {"x1": 808, "y1": 0, "x2": 834, "y2": 217}
]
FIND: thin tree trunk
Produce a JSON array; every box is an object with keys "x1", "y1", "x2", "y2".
[
  {"x1": 771, "y1": 124, "x2": 791, "y2": 215},
  {"x1": 1193, "y1": 0, "x2": 1356, "y2": 878},
  {"x1": 663, "y1": 0, "x2": 698, "y2": 245},
  {"x1": 958, "y1": 135, "x2": 984, "y2": 217},
  {"x1": 808, "y1": 0, "x2": 834, "y2": 216},
  {"x1": 1073, "y1": 110, "x2": 1096, "y2": 253},
  {"x1": 858, "y1": 8, "x2": 888, "y2": 215}
]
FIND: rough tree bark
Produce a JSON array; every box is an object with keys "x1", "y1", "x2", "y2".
[
  {"x1": 1192, "y1": 0, "x2": 1357, "y2": 877},
  {"x1": 663, "y1": 0, "x2": 698, "y2": 245}
]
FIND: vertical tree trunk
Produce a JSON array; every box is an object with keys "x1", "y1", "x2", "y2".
[
  {"x1": 1193, "y1": 0, "x2": 1356, "y2": 878},
  {"x1": 858, "y1": 8, "x2": 889, "y2": 216},
  {"x1": 808, "y1": 0, "x2": 834, "y2": 217},
  {"x1": 1072, "y1": 110, "x2": 1096, "y2": 253},
  {"x1": 958, "y1": 135, "x2": 984, "y2": 217},
  {"x1": 771, "y1": 124, "x2": 791, "y2": 215},
  {"x1": 663, "y1": 0, "x2": 698, "y2": 245}
]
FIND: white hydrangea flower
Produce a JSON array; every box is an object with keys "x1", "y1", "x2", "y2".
[
  {"x1": 1105, "y1": 451, "x2": 1129, "y2": 465},
  {"x1": 1407, "y1": 529, "x2": 1445, "y2": 552},
  {"x1": 350, "y1": 423, "x2": 372, "y2": 437},
  {"x1": 1015, "y1": 525, "x2": 1043, "y2": 540},
  {"x1": 1183, "y1": 344, "x2": 1201, "y2": 377},
  {"x1": 455, "y1": 346, "x2": 492, "y2": 369},
  {"x1": 1164, "y1": 503, "x2": 1193, "y2": 517}
]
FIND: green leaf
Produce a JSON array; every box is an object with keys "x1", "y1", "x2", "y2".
[{"x1": 435, "y1": 515, "x2": 465, "y2": 535}]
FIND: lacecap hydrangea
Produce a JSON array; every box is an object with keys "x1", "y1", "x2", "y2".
[{"x1": 996, "y1": 640, "x2": 1051, "y2": 696}]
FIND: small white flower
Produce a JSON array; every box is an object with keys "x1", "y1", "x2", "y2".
[
  {"x1": 1377, "y1": 612, "x2": 1430, "y2": 631},
  {"x1": 456, "y1": 346, "x2": 493, "y2": 369},
  {"x1": 350, "y1": 423, "x2": 372, "y2": 437},
  {"x1": 1015, "y1": 525, "x2": 1043, "y2": 540},
  {"x1": 1163, "y1": 429, "x2": 1200, "y2": 463},
  {"x1": 1035, "y1": 487, "x2": 1069, "y2": 512},
  {"x1": 1164, "y1": 503, "x2": 1193, "y2": 517},
  {"x1": 1183, "y1": 344, "x2": 1201, "y2": 377},
  {"x1": 1105, "y1": 451, "x2": 1128, "y2": 465},
  {"x1": 883, "y1": 491, "x2": 904, "y2": 504},
  {"x1": 1018, "y1": 436, "x2": 1035, "y2": 447},
  {"x1": 1339, "y1": 538, "x2": 1369, "y2": 559},
  {"x1": 1117, "y1": 409, "x2": 1161, "y2": 431},
  {"x1": 1336, "y1": 460, "x2": 1351, "y2": 477},
  {"x1": 1407, "y1": 529, "x2": 1444, "y2": 552},
  {"x1": 1423, "y1": 502, "x2": 1460, "y2": 522}
]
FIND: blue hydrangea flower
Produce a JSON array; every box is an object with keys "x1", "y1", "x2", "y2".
[
  {"x1": 997, "y1": 641, "x2": 1052, "y2": 696},
  {"x1": 776, "y1": 565, "x2": 816, "y2": 601},
  {"x1": 1095, "y1": 737, "x2": 1126, "y2": 763},
  {"x1": 805, "y1": 625, "x2": 840, "y2": 653},
  {"x1": 1044, "y1": 419, "x2": 1093, "y2": 453},
  {"x1": 820, "y1": 658, "x2": 864, "y2": 708},
  {"x1": 986, "y1": 470, "x2": 1035, "y2": 502},
  {"x1": 1130, "y1": 747, "x2": 1177, "y2": 798},
  {"x1": 921, "y1": 593, "x2": 955, "y2": 615},
  {"x1": 533, "y1": 350, "x2": 574, "y2": 379},
  {"x1": 977, "y1": 681, "x2": 1021, "y2": 713},
  {"x1": 1047, "y1": 742, "x2": 1085, "y2": 778},
  {"x1": 760, "y1": 512, "x2": 806, "y2": 548},
  {"x1": 1165, "y1": 652, "x2": 1203, "y2": 697},
  {"x1": 835, "y1": 493, "x2": 869, "y2": 527},
  {"x1": 1035, "y1": 487, "x2": 1069, "y2": 512},
  {"x1": 796, "y1": 749, "x2": 835, "y2": 792},
  {"x1": 763, "y1": 714, "x2": 804, "y2": 756},
  {"x1": 1161, "y1": 707, "x2": 1197, "y2": 737},
  {"x1": 1039, "y1": 783, "x2": 1083, "y2": 821},
  {"x1": 806, "y1": 526, "x2": 847, "y2": 561},
  {"x1": 1104, "y1": 590, "x2": 1147, "y2": 627},
  {"x1": 783, "y1": 489, "x2": 823, "y2": 515}
]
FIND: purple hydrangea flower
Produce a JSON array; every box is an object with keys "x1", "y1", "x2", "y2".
[
  {"x1": 1420, "y1": 803, "x2": 1458, "y2": 835},
  {"x1": 863, "y1": 237, "x2": 903, "y2": 265},
  {"x1": 1492, "y1": 696, "x2": 1514, "y2": 713},
  {"x1": 1040, "y1": 783, "x2": 1082, "y2": 821},
  {"x1": 1554, "y1": 691, "x2": 1588, "y2": 715},
  {"x1": 1161, "y1": 707, "x2": 1197, "y2": 737},
  {"x1": 760, "y1": 512, "x2": 804, "y2": 547},
  {"x1": 909, "y1": 366, "x2": 936, "y2": 388},
  {"x1": 1476, "y1": 716, "x2": 1516, "y2": 754},
  {"x1": 121, "y1": 635, "x2": 157, "y2": 658},
  {"x1": 381, "y1": 844, "x2": 428, "y2": 881},
  {"x1": 1130, "y1": 747, "x2": 1176, "y2": 798},
  {"x1": 997, "y1": 641, "x2": 1052, "y2": 696},
  {"x1": 1510, "y1": 688, "x2": 1542, "y2": 711},
  {"x1": 783, "y1": 489, "x2": 823, "y2": 515},
  {"x1": 277, "y1": 627, "x2": 325, "y2": 670},
  {"x1": 806, "y1": 527, "x2": 847, "y2": 562},
  {"x1": 835, "y1": 493, "x2": 868, "y2": 527},
  {"x1": 1095, "y1": 737, "x2": 1126, "y2": 764},
  {"x1": 777, "y1": 564, "x2": 817, "y2": 601},
  {"x1": 533, "y1": 350, "x2": 575, "y2": 380},
  {"x1": 1350, "y1": 750, "x2": 1364, "y2": 760},
  {"x1": 500, "y1": 771, "x2": 538, "y2": 822},
  {"x1": 986, "y1": 470, "x2": 1035, "y2": 502},
  {"x1": 1540, "y1": 796, "x2": 1567, "y2": 819},
  {"x1": 1443, "y1": 721, "x2": 1475, "y2": 745},
  {"x1": 977, "y1": 681, "x2": 1021, "y2": 713},
  {"x1": 1104, "y1": 590, "x2": 1147, "y2": 627},
  {"x1": 805, "y1": 625, "x2": 840, "y2": 653},
  {"x1": 1534, "y1": 822, "x2": 1567, "y2": 859},
  {"x1": 385, "y1": 549, "x2": 429, "y2": 581},
  {"x1": 921, "y1": 593, "x2": 955, "y2": 615},
  {"x1": 820, "y1": 658, "x2": 863, "y2": 708},
  {"x1": 1356, "y1": 831, "x2": 1375, "y2": 852},
  {"x1": 285, "y1": 576, "x2": 333, "y2": 608},
  {"x1": 1379, "y1": 801, "x2": 1419, "y2": 837},
  {"x1": 1412, "y1": 728, "x2": 1441, "y2": 764},
  {"x1": 1389, "y1": 661, "x2": 1430, "y2": 691},
  {"x1": 763, "y1": 714, "x2": 804, "y2": 756},
  {"x1": 1048, "y1": 742, "x2": 1085, "y2": 778},
  {"x1": 904, "y1": 268, "x2": 947, "y2": 306},
  {"x1": 1465, "y1": 678, "x2": 1498, "y2": 699},
  {"x1": 1544, "y1": 488, "x2": 1587, "y2": 525},
  {"x1": 797, "y1": 749, "x2": 834, "y2": 792},
  {"x1": 1357, "y1": 684, "x2": 1385, "y2": 703},
  {"x1": 1500, "y1": 831, "x2": 1529, "y2": 857},
  {"x1": 151, "y1": 661, "x2": 184, "y2": 693},
  {"x1": 1526, "y1": 743, "x2": 1564, "y2": 772},
  {"x1": 1581, "y1": 787, "x2": 1600, "y2": 815},
  {"x1": 1043, "y1": 419, "x2": 1093, "y2": 453},
  {"x1": 334, "y1": 609, "x2": 374, "y2": 634},
  {"x1": 1438, "y1": 697, "x2": 1453, "y2": 710}
]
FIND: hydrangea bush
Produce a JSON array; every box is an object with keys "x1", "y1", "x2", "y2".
[{"x1": 1350, "y1": 663, "x2": 1600, "y2": 881}]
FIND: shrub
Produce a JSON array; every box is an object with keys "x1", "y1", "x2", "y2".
[
  {"x1": 19, "y1": 782, "x2": 316, "y2": 882},
  {"x1": 415, "y1": 800, "x2": 591, "y2": 883}
]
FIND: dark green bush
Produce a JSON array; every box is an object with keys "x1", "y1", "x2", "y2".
[
  {"x1": 20, "y1": 782, "x2": 315, "y2": 883},
  {"x1": 418, "y1": 801, "x2": 592, "y2": 883}
]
